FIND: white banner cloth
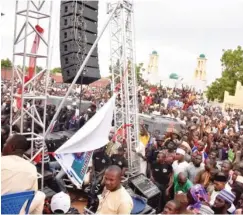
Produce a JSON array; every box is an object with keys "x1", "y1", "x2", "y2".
[{"x1": 55, "y1": 94, "x2": 116, "y2": 154}]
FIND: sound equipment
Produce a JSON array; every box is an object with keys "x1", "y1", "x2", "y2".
[
  {"x1": 45, "y1": 133, "x2": 65, "y2": 152},
  {"x1": 128, "y1": 174, "x2": 161, "y2": 212},
  {"x1": 60, "y1": 1, "x2": 101, "y2": 85},
  {"x1": 128, "y1": 174, "x2": 160, "y2": 199},
  {"x1": 125, "y1": 188, "x2": 156, "y2": 214},
  {"x1": 45, "y1": 131, "x2": 75, "y2": 153}
]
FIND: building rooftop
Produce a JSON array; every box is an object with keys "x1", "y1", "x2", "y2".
[
  {"x1": 169, "y1": 73, "x2": 179, "y2": 80},
  {"x1": 152, "y1": 50, "x2": 158, "y2": 55}
]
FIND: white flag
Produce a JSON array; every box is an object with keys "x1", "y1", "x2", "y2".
[{"x1": 55, "y1": 94, "x2": 116, "y2": 154}]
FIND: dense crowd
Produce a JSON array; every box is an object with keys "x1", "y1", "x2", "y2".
[{"x1": 2, "y1": 78, "x2": 243, "y2": 215}]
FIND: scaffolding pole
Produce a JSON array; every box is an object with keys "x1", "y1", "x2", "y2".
[
  {"x1": 109, "y1": 0, "x2": 140, "y2": 175},
  {"x1": 10, "y1": 0, "x2": 53, "y2": 190},
  {"x1": 44, "y1": 2, "x2": 120, "y2": 137}
]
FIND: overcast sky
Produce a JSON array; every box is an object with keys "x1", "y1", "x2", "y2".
[{"x1": 1, "y1": 0, "x2": 243, "y2": 84}]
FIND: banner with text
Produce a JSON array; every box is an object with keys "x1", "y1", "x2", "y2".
[{"x1": 55, "y1": 151, "x2": 93, "y2": 188}]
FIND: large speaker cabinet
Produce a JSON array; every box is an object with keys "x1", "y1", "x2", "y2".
[{"x1": 60, "y1": 1, "x2": 101, "y2": 85}]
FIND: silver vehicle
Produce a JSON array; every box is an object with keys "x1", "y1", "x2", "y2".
[{"x1": 139, "y1": 113, "x2": 184, "y2": 136}]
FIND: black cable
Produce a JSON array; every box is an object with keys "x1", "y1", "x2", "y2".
[{"x1": 78, "y1": 71, "x2": 84, "y2": 117}]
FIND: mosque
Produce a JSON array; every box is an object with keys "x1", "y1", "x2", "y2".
[
  {"x1": 192, "y1": 54, "x2": 207, "y2": 91},
  {"x1": 142, "y1": 50, "x2": 160, "y2": 85},
  {"x1": 142, "y1": 51, "x2": 208, "y2": 91}
]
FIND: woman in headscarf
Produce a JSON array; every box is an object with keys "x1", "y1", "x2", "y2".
[{"x1": 187, "y1": 184, "x2": 210, "y2": 214}]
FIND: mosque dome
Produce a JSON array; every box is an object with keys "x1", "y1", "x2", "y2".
[
  {"x1": 152, "y1": 50, "x2": 158, "y2": 55},
  {"x1": 199, "y1": 54, "x2": 206, "y2": 58},
  {"x1": 169, "y1": 73, "x2": 179, "y2": 80}
]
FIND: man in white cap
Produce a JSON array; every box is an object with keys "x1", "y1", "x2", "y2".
[
  {"x1": 172, "y1": 148, "x2": 189, "y2": 175},
  {"x1": 212, "y1": 189, "x2": 236, "y2": 214},
  {"x1": 51, "y1": 192, "x2": 71, "y2": 214},
  {"x1": 50, "y1": 191, "x2": 79, "y2": 214}
]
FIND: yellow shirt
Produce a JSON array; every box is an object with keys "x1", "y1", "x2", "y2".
[
  {"x1": 139, "y1": 134, "x2": 150, "y2": 147},
  {"x1": 1, "y1": 155, "x2": 38, "y2": 195},
  {"x1": 96, "y1": 186, "x2": 133, "y2": 214}
]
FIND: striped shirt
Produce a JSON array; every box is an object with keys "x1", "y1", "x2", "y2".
[{"x1": 34, "y1": 140, "x2": 50, "y2": 163}]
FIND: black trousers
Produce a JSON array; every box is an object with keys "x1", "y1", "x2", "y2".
[{"x1": 154, "y1": 182, "x2": 167, "y2": 213}]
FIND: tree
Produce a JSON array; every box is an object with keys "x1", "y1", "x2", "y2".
[
  {"x1": 135, "y1": 63, "x2": 145, "y2": 85},
  {"x1": 36, "y1": 66, "x2": 43, "y2": 73},
  {"x1": 108, "y1": 60, "x2": 121, "y2": 82},
  {"x1": 108, "y1": 61, "x2": 145, "y2": 86},
  {"x1": 1, "y1": 58, "x2": 12, "y2": 68},
  {"x1": 206, "y1": 46, "x2": 243, "y2": 102},
  {"x1": 51, "y1": 67, "x2": 61, "y2": 74}
]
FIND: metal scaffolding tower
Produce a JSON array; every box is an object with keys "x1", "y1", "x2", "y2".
[
  {"x1": 7, "y1": 0, "x2": 139, "y2": 188},
  {"x1": 10, "y1": 0, "x2": 52, "y2": 189},
  {"x1": 109, "y1": 0, "x2": 140, "y2": 175}
]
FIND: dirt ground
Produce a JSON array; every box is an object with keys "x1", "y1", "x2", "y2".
[{"x1": 69, "y1": 191, "x2": 88, "y2": 213}]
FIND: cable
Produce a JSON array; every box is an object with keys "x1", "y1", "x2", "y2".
[{"x1": 73, "y1": 0, "x2": 87, "y2": 117}]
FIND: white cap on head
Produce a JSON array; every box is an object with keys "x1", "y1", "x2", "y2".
[
  {"x1": 176, "y1": 148, "x2": 186, "y2": 156},
  {"x1": 50, "y1": 192, "x2": 71, "y2": 214}
]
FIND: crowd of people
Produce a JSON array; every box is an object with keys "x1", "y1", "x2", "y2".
[{"x1": 2, "y1": 77, "x2": 243, "y2": 214}]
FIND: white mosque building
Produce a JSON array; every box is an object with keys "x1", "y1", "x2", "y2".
[
  {"x1": 142, "y1": 51, "x2": 208, "y2": 92},
  {"x1": 142, "y1": 51, "x2": 160, "y2": 85},
  {"x1": 191, "y1": 53, "x2": 207, "y2": 91}
]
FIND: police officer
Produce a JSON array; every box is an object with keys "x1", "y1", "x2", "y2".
[
  {"x1": 92, "y1": 147, "x2": 111, "y2": 177},
  {"x1": 151, "y1": 152, "x2": 173, "y2": 212},
  {"x1": 110, "y1": 147, "x2": 128, "y2": 176}
]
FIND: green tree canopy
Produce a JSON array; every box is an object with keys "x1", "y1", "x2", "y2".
[
  {"x1": 1, "y1": 58, "x2": 12, "y2": 68},
  {"x1": 135, "y1": 63, "x2": 145, "y2": 84},
  {"x1": 51, "y1": 67, "x2": 62, "y2": 74},
  {"x1": 108, "y1": 61, "x2": 145, "y2": 86},
  {"x1": 36, "y1": 66, "x2": 43, "y2": 73},
  {"x1": 206, "y1": 46, "x2": 243, "y2": 102}
]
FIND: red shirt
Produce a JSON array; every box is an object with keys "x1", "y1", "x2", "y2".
[{"x1": 144, "y1": 96, "x2": 152, "y2": 105}]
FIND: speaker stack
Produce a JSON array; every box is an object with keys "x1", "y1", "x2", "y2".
[{"x1": 60, "y1": 1, "x2": 101, "y2": 85}]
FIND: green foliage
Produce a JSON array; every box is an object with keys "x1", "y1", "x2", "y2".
[
  {"x1": 36, "y1": 66, "x2": 43, "y2": 73},
  {"x1": 135, "y1": 63, "x2": 145, "y2": 84},
  {"x1": 108, "y1": 61, "x2": 145, "y2": 85},
  {"x1": 1, "y1": 59, "x2": 44, "y2": 74},
  {"x1": 1, "y1": 58, "x2": 12, "y2": 68},
  {"x1": 51, "y1": 67, "x2": 61, "y2": 74},
  {"x1": 206, "y1": 46, "x2": 243, "y2": 102},
  {"x1": 108, "y1": 60, "x2": 122, "y2": 83}
]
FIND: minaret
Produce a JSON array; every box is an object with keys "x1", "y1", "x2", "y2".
[
  {"x1": 146, "y1": 50, "x2": 159, "y2": 85},
  {"x1": 192, "y1": 54, "x2": 207, "y2": 91},
  {"x1": 194, "y1": 54, "x2": 207, "y2": 81}
]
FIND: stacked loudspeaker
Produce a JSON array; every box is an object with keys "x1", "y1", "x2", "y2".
[{"x1": 60, "y1": 1, "x2": 101, "y2": 85}]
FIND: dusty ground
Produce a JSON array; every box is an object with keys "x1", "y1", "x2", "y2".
[
  {"x1": 72, "y1": 200, "x2": 87, "y2": 213},
  {"x1": 69, "y1": 191, "x2": 88, "y2": 213}
]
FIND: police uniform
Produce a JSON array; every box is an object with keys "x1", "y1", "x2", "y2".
[
  {"x1": 110, "y1": 154, "x2": 128, "y2": 170},
  {"x1": 151, "y1": 161, "x2": 173, "y2": 212},
  {"x1": 92, "y1": 151, "x2": 111, "y2": 173}
]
